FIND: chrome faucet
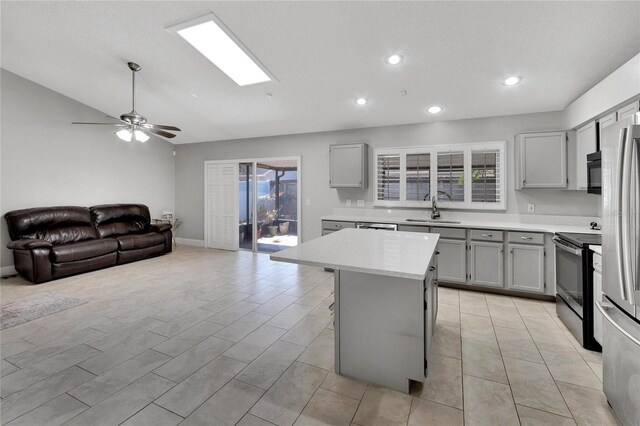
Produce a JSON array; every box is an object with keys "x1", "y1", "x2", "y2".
[{"x1": 431, "y1": 196, "x2": 440, "y2": 220}]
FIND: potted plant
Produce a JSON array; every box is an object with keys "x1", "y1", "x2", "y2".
[
  {"x1": 279, "y1": 221, "x2": 289, "y2": 234},
  {"x1": 265, "y1": 209, "x2": 278, "y2": 237}
]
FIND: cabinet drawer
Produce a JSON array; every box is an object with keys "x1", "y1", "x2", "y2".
[
  {"x1": 398, "y1": 225, "x2": 431, "y2": 233},
  {"x1": 470, "y1": 229, "x2": 504, "y2": 242},
  {"x1": 508, "y1": 231, "x2": 544, "y2": 245},
  {"x1": 322, "y1": 220, "x2": 356, "y2": 231},
  {"x1": 593, "y1": 252, "x2": 602, "y2": 273},
  {"x1": 431, "y1": 227, "x2": 466, "y2": 240}
]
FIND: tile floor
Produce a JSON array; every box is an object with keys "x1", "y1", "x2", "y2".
[{"x1": 0, "y1": 246, "x2": 620, "y2": 425}]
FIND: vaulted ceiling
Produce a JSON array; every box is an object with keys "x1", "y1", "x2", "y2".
[{"x1": 2, "y1": 1, "x2": 639, "y2": 144}]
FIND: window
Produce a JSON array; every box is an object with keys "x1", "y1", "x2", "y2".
[
  {"x1": 376, "y1": 151, "x2": 401, "y2": 204},
  {"x1": 374, "y1": 141, "x2": 506, "y2": 210}
]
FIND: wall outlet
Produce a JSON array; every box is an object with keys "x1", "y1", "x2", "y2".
[
  {"x1": 357, "y1": 200, "x2": 365, "y2": 207},
  {"x1": 305, "y1": 198, "x2": 311, "y2": 206},
  {"x1": 528, "y1": 204, "x2": 535, "y2": 213},
  {"x1": 346, "y1": 199, "x2": 351, "y2": 207}
]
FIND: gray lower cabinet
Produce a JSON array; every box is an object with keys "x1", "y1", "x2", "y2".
[
  {"x1": 507, "y1": 243, "x2": 545, "y2": 293},
  {"x1": 437, "y1": 238, "x2": 467, "y2": 283},
  {"x1": 470, "y1": 241, "x2": 504, "y2": 288}
]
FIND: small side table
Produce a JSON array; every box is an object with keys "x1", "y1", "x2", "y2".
[{"x1": 152, "y1": 218, "x2": 181, "y2": 246}]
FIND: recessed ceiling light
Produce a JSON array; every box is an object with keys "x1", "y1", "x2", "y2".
[
  {"x1": 503, "y1": 76, "x2": 521, "y2": 86},
  {"x1": 386, "y1": 54, "x2": 403, "y2": 65},
  {"x1": 427, "y1": 105, "x2": 442, "y2": 114},
  {"x1": 356, "y1": 97, "x2": 368, "y2": 105},
  {"x1": 169, "y1": 14, "x2": 273, "y2": 86}
]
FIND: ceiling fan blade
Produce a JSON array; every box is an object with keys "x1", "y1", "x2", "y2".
[
  {"x1": 142, "y1": 123, "x2": 181, "y2": 132},
  {"x1": 145, "y1": 128, "x2": 177, "y2": 139},
  {"x1": 72, "y1": 122, "x2": 128, "y2": 126}
]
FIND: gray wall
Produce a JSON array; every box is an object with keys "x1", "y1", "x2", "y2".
[
  {"x1": 1, "y1": 69, "x2": 176, "y2": 269},
  {"x1": 175, "y1": 111, "x2": 599, "y2": 243}
]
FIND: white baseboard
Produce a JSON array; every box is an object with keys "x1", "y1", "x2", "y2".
[
  {"x1": 1, "y1": 265, "x2": 17, "y2": 276},
  {"x1": 175, "y1": 238, "x2": 205, "y2": 248}
]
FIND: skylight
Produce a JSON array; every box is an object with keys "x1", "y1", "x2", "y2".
[{"x1": 172, "y1": 15, "x2": 272, "y2": 86}]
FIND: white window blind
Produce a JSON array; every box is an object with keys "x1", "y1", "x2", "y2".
[
  {"x1": 376, "y1": 153, "x2": 401, "y2": 203},
  {"x1": 406, "y1": 153, "x2": 431, "y2": 202},
  {"x1": 470, "y1": 143, "x2": 505, "y2": 209},
  {"x1": 436, "y1": 151, "x2": 465, "y2": 203}
]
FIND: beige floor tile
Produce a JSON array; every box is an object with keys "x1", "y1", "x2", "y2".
[
  {"x1": 438, "y1": 287, "x2": 460, "y2": 306},
  {"x1": 463, "y1": 374, "x2": 519, "y2": 426},
  {"x1": 1, "y1": 359, "x2": 20, "y2": 377},
  {"x1": 298, "y1": 329, "x2": 334, "y2": 370},
  {"x1": 237, "y1": 414, "x2": 278, "y2": 426},
  {"x1": 485, "y1": 294, "x2": 516, "y2": 308},
  {"x1": 408, "y1": 397, "x2": 463, "y2": 426},
  {"x1": 236, "y1": 340, "x2": 307, "y2": 390},
  {"x1": 5, "y1": 393, "x2": 89, "y2": 426},
  {"x1": 280, "y1": 313, "x2": 332, "y2": 347},
  {"x1": 460, "y1": 313, "x2": 496, "y2": 344},
  {"x1": 320, "y1": 371, "x2": 367, "y2": 400},
  {"x1": 353, "y1": 384, "x2": 413, "y2": 426},
  {"x1": 254, "y1": 294, "x2": 300, "y2": 316},
  {"x1": 503, "y1": 357, "x2": 571, "y2": 417},
  {"x1": 488, "y1": 304, "x2": 527, "y2": 329},
  {"x1": 537, "y1": 344, "x2": 602, "y2": 390},
  {"x1": 209, "y1": 301, "x2": 263, "y2": 326},
  {"x1": 267, "y1": 303, "x2": 316, "y2": 330},
  {"x1": 588, "y1": 361, "x2": 603, "y2": 382},
  {"x1": 462, "y1": 338, "x2": 508, "y2": 384},
  {"x1": 182, "y1": 380, "x2": 264, "y2": 426},
  {"x1": 431, "y1": 323, "x2": 462, "y2": 359},
  {"x1": 68, "y1": 349, "x2": 170, "y2": 406},
  {"x1": 215, "y1": 312, "x2": 272, "y2": 342},
  {"x1": 557, "y1": 381, "x2": 619, "y2": 426},
  {"x1": 414, "y1": 354, "x2": 463, "y2": 409},
  {"x1": 437, "y1": 303, "x2": 461, "y2": 328},
  {"x1": 152, "y1": 335, "x2": 234, "y2": 383},
  {"x1": 295, "y1": 388, "x2": 359, "y2": 426},
  {"x1": 250, "y1": 362, "x2": 327, "y2": 426},
  {"x1": 65, "y1": 373, "x2": 175, "y2": 426},
  {"x1": 459, "y1": 293, "x2": 490, "y2": 317},
  {"x1": 149, "y1": 308, "x2": 215, "y2": 338},
  {"x1": 516, "y1": 405, "x2": 576, "y2": 426},
  {"x1": 155, "y1": 355, "x2": 246, "y2": 417},
  {"x1": 120, "y1": 403, "x2": 183, "y2": 426},
  {"x1": 494, "y1": 325, "x2": 544, "y2": 364},
  {"x1": 1, "y1": 340, "x2": 36, "y2": 359}
]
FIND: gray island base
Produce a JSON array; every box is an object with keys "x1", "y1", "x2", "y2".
[{"x1": 270, "y1": 228, "x2": 439, "y2": 393}]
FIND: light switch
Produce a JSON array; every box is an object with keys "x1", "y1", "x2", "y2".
[
  {"x1": 357, "y1": 200, "x2": 365, "y2": 207},
  {"x1": 346, "y1": 199, "x2": 351, "y2": 207},
  {"x1": 528, "y1": 204, "x2": 535, "y2": 213}
]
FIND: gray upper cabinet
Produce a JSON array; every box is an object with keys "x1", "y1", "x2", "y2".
[
  {"x1": 515, "y1": 131, "x2": 567, "y2": 189},
  {"x1": 617, "y1": 100, "x2": 639, "y2": 121},
  {"x1": 330, "y1": 143, "x2": 368, "y2": 189},
  {"x1": 576, "y1": 121, "x2": 597, "y2": 190}
]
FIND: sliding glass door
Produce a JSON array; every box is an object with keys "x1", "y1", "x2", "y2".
[{"x1": 239, "y1": 163, "x2": 254, "y2": 250}]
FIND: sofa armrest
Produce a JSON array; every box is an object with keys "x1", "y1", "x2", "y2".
[
  {"x1": 7, "y1": 238, "x2": 53, "y2": 250},
  {"x1": 150, "y1": 223, "x2": 172, "y2": 233}
]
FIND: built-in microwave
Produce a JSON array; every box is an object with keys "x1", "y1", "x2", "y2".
[{"x1": 586, "y1": 151, "x2": 601, "y2": 194}]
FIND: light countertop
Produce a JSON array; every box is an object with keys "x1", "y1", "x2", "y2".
[
  {"x1": 590, "y1": 245, "x2": 602, "y2": 255},
  {"x1": 321, "y1": 214, "x2": 602, "y2": 235},
  {"x1": 270, "y1": 228, "x2": 439, "y2": 280}
]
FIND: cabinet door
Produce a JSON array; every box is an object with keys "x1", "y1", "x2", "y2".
[
  {"x1": 598, "y1": 112, "x2": 617, "y2": 144},
  {"x1": 507, "y1": 244, "x2": 545, "y2": 293},
  {"x1": 518, "y1": 132, "x2": 567, "y2": 188},
  {"x1": 330, "y1": 143, "x2": 367, "y2": 188},
  {"x1": 437, "y1": 238, "x2": 467, "y2": 284},
  {"x1": 470, "y1": 241, "x2": 504, "y2": 288},
  {"x1": 617, "y1": 101, "x2": 639, "y2": 121},
  {"x1": 576, "y1": 122, "x2": 597, "y2": 190},
  {"x1": 593, "y1": 271, "x2": 603, "y2": 345}
]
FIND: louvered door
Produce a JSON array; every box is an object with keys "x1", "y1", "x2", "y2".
[{"x1": 205, "y1": 162, "x2": 239, "y2": 250}]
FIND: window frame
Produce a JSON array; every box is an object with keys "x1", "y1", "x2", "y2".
[{"x1": 373, "y1": 141, "x2": 507, "y2": 211}]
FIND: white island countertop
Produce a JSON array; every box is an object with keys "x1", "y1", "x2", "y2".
[{"x1": 270, "y1": 228, "x2": 439, "y2": 280}]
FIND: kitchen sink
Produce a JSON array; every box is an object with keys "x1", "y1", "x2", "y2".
[{"x1": 405, "y1": 218, "x2": 461, "y2": 224}]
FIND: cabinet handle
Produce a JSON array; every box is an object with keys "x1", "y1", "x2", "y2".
[
  {"x1": 429, "y1": 266, "x2": 436, "y2": 271},
  {"x1": 482, "y1": 234, "x2": 493, "y2": 237},
  {"x1": 435, "y1": 251, "x2": 440, "y2": 255},
  {"x1": 521, "y1": 236, "x2": 533, "y2": 240}
]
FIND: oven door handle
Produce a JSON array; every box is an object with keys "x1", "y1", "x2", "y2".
[{"x1": 552, "y1": 237, "x2": 582, "y2": 256}]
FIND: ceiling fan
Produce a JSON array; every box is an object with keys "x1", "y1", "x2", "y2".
[{"x1": 72, "y1": 62, "x2": 181, "y2": 142}]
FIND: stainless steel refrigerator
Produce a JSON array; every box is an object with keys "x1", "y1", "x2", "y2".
[{"x1": 598, "y1": 111, "x2": 640, "y2": 426}]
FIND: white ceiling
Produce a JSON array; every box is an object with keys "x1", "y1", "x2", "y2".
[{"x1": 2, "y1": 1, "x2": 639, "y2": 144}]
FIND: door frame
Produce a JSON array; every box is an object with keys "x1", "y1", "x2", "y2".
[{"x1": 204, "y1": 156, "x2": 302, "y2": 252}]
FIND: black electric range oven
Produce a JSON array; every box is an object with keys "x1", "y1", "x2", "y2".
[{"x1": 553, "y1": 232, "x2": 602, "y2": 351}]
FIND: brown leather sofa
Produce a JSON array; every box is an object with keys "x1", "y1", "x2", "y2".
[{"x1": 4, "y1": 204, "x2": 172, "y2": 284}]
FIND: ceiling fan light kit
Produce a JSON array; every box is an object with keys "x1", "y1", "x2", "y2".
[{"x1": 72, "y1": 62, "x2": 181, "y2": 142}]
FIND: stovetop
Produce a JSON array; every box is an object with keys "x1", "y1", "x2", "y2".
[{"x1": 555, "y1": 232, "x2": 602, "y2": 247}]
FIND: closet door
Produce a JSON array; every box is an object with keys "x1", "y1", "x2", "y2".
[{"x1": 205, "y1": 162, "x2": 239, "y2": 250}]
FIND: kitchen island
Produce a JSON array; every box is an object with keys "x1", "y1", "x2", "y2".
[{"x1": 270, "y1": 228, "x2": 439, "y2": 393}]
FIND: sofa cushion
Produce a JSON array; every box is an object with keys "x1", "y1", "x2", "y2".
[
  {"x1": 51, "y1": 239, "x2": 118, "y2": 263},
  {"x1": 90, "y1": 204, "x2": 151, "y2": 238},
  {"x1": 4, "y1": 206, "x2": 98, "y2": 245},
  {"x1": 116, "y1": 233, "x2": 165, "y2": 251}
]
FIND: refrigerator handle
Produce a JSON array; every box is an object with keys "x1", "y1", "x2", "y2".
[
  {"x1": 616, "y1": 128, "x2": 628, "y2": 300},
  {"x1": 622, "y1": 127, "x2": 635, "y2": 304},
  {"x1": 634, "y1": 133, "x2": 640, "y2": 301},
  {"x1": 597, "y1": 301, "x2": 640, "y2": 348}
]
